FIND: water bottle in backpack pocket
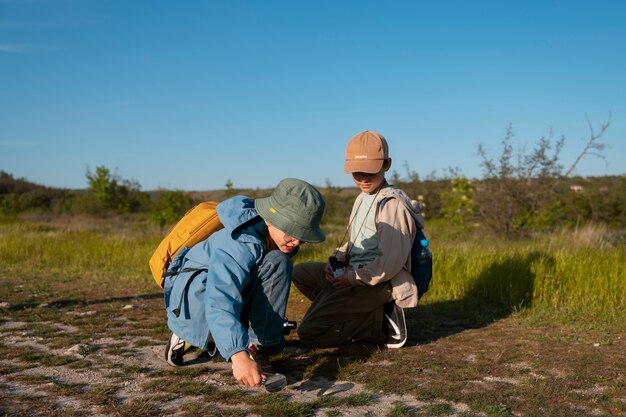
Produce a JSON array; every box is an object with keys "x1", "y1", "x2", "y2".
[{"x1": 411, "y1": 228, "x2": 433, "y2": 299}]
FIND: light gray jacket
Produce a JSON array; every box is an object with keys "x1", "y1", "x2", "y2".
[{"x1": 338, "y1": 187, "x2": 424, "y2": 308}]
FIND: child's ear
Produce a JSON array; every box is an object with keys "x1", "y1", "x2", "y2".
[{"x1": 383, "y1": 158, "x2": 392, "y2": 171}]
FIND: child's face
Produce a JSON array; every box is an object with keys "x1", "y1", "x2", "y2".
[
  {"x1": 266, "y1": 222, "x2": 303, "y2": 254},
  {"x1": 351, "y1": 160, "x2": 390, "y2": 194}
]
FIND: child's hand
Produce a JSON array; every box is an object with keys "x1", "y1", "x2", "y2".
[
  {"x1": 331, "y1": 271, "x2": 351, "y2": 289},
  {"x1": 325, "y1": 263, "x2": 350, "y2": 288},
  {"x1": 231, "y1": 350, "x2": 263, "y2": 387},
  {"x1": 324, "y1": 262, "x2": 335, "y2": 282}
]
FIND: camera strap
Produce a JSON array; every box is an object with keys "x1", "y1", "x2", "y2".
[{"x1": 332, "y1": 186, "x2": 383, "y2": 261}]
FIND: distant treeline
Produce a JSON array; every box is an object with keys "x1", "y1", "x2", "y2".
[
  {"x1": 1, "y1": 168, "x2": 625, "y2": 236},
  {"x1": 5, "y1": 117, "x2": 623, "y2": 235}
]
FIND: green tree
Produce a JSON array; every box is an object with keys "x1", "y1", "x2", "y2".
[
  {"x1": 475, "y1": 115, "x2": 610, "y2": 235},
  {"x1": 85, "y1": 166, "x2": 146, "y2": 214},
  {"x1": 441, "y1": 176, "x2": 475, "y2": 227},
  {"x1": 225, "y1": 179, "x2": 235, "y2": 199},
  {"x1": 149, "y1": 190, "x2": 194, "y2": 229}
]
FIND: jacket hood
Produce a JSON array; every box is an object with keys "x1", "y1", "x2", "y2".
[
  {"x1": 376, "y1": 187, "x2": 425, "y2": 229},
  {"x1": 217, "y1": 196, "x2": 264, "y2": 238},
  {"x1": 183, "y1": 196, "x2": 265, "y2": 267}
]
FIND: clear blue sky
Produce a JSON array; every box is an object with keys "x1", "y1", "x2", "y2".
[{"x1": 1, "y1": 1, "x2": 625, "y2": 191}]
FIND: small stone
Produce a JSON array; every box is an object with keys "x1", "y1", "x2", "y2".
[
  {"x1": 67, "y1": 344, "x2": 88, "y2": 354},
  {"x1": 38, "y1": 303, "x2": 49, "y2": 308},
  {"x1": 593, "y1": 343, "x2": 600, "y2": 347},
  {"x1": 0, "y1": 302, "x2": 11, "y2": 309},
  {"x1": 122, "y1": 304, "x2": 133, "y2": 310},
  {"x1": 67, "y1": 310, "x2": 98, "y2": 316},
  {"x1": 321, "y1": 383, "x2": 354, "y2": 396}
]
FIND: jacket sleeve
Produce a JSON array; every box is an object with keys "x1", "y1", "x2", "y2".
[
  {"x1": 204, "y1": 243, "x2": 261, "y2": 362},
  {"x1": 347, "y1": 197, "x2": 416, "y2": 287}
]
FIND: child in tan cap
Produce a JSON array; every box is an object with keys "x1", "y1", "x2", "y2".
[{"x1": 293, "y1": 131, "x2": 425, "y2": 348}]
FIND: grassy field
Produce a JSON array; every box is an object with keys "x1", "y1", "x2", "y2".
[{"x1": 0, "y1": 218, "x2": 624, "y2": 416}]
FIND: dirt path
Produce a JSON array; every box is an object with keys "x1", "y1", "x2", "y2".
[
  {"x1": 1, "y1": 298, "x2": 624, "y2": 417},
  {"x1": 0, "y1": 316, "x2": 471, "y2": 416}
]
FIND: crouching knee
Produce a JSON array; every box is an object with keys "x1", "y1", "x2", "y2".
[
  {"x1": 297, "y1": 320, "x2": 343, "y2": 348},
  {"x1": 258, "y1": 250, "x2": 293, "y2": 281}
]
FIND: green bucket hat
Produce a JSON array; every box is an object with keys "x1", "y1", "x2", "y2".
[{"x1": 255, "y1": 178, "x2": 326, "y2": 243}]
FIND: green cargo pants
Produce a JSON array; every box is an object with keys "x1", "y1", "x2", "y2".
[{"x1": 292, "y1": 262, "x2": 392, "y2": 347}]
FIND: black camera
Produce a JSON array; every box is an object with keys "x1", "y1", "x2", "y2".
[
  {"x1": 283, "y1": 320, "x2": 297, "y2": 335},
  {"x1": 328, "y1": 255, "x2": 345, "y2": 271}
]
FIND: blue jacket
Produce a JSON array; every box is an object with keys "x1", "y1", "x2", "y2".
[{"x1": 164, "y1": 196, "x2": 267, "y2": 361}]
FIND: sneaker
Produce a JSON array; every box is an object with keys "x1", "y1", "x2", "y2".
[
  {"x1": 206, "y1": 339, "x2": 218, "y2": 358},
  {"x1": 383, "y1": 302, "x2": 407, "y2": 348},
  {"x1": 165, "y1": 333, "x2": 192, "y2": 366}
]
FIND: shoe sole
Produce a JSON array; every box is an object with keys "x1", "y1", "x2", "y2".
[
  {"x1": 384, "y1": 307, "x2": 407, "y2": 349},
  {"x1": 385, "y1": 337, "x2": 407, "y2": 349},
  {"x1": 165, "y1": 334, "x2": 185, "y2": 366}
]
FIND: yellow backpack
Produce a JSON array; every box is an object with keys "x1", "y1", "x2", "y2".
[{"x1": 149, "y1": 201, "x2": 224, "y2": 288}]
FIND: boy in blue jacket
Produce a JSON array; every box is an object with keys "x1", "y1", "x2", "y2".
[{"x1": 163, "y1": 178, "x2": 325, "y2": 388}]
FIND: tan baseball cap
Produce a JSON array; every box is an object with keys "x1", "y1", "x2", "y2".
[{"x1": 343, "y1": 130, "x2": 389, "y2": 174}]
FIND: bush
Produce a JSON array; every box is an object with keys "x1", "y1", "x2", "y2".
[
  {"x1": 0, "y1": 171, "x2": 74, "y2": 220},
  {"x1": 85, "y1": 166, "x2": 148, "y2": 214},
  {"x1": 474, "y1": 117, "x2": 611, "y2": 235},
  {"x1": 441, "y1": 176, "x2": 475, "y2": 227},
  {"x1": 149, "y1": 190, "x2": 194, "y2": 229}
]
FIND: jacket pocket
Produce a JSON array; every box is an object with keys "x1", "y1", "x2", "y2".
[{"x1": 168, "y1": 268, "x2": 206, "y2": 319}]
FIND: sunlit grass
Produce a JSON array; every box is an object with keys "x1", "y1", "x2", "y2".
[
  {"x1": 0, "y1": 222, "x2": 159, "y2": 298},
  {"x1": 426, "y1": 229, "x2": 625, "y2": 324},
  {"x1": 0, "y1": 220, "x2": 623, "y2": 327}
]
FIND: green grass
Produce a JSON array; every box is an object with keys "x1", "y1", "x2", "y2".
[
  {"x1": 66, "y1": 359, "x2": 92, "y2": 369},
  {"x1": 110, "y1": 397, "x2": 162, "y2": 416},
  {"x1": 143, "y1": 378, "x2": 215, "y2": 396},
  {"x1": 420, "y1": 230, "x2": 625, "y2": 327},
  {"x1": 0, "y1": 218, "x2": 624, "y2": 417},
  {"x1": 148, "y1": 366, "x2": 213, "y2": 378},
  {"x1": 420, "y1": 403, "x2": 454, "y2": 416},
  {"x1": 386, "y1": 402, "x2": 417, "y2": 417},
  {"x1": 1, "y1": 221, "x2": 623, "y2": 326},
  {"x1": 246, "y1": 393, "x2": 315, "y2": 417},
  {"x1": 86, "y1": 384, "x2": 119, "y2": 406},
  {"x1": 0, "y1": 222, "x2": 158, "y2": 301},
  {"x1": 0, "y1": 364, "x2": 27, "y2": 375},
  {"x1": 18, "y1": 349, "x2": 78, "y2": 366},
  {"x1": 312, "y1": 392, "x2": 377, "y2": 408},
  {"x1": 181, "y1": 403, "x2": 248, "y2": 417}
]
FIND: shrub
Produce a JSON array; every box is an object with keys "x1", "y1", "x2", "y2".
[
  {"x1": 441, "y1": 176, "x2": 475, "y2": 227},
  {"x1": 149, "y1": 190, "x2": 194, "y2": 229},
  {"x1": 85, "y1": 166, "x2": 148, "y2": 214},
  {"x1": 475, "y1": 116, "x2": 611, "y2": 235}
]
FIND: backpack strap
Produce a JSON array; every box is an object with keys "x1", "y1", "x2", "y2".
[
  {"x1": 379, "y1": 196, "x2": 423, "y2": 230},
  {"x1": 378, "y1": 196, "x2": 392, "y2": 212},
  {"x1": 163, "y1": 267, "x2": 207, "y2": 278}
]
